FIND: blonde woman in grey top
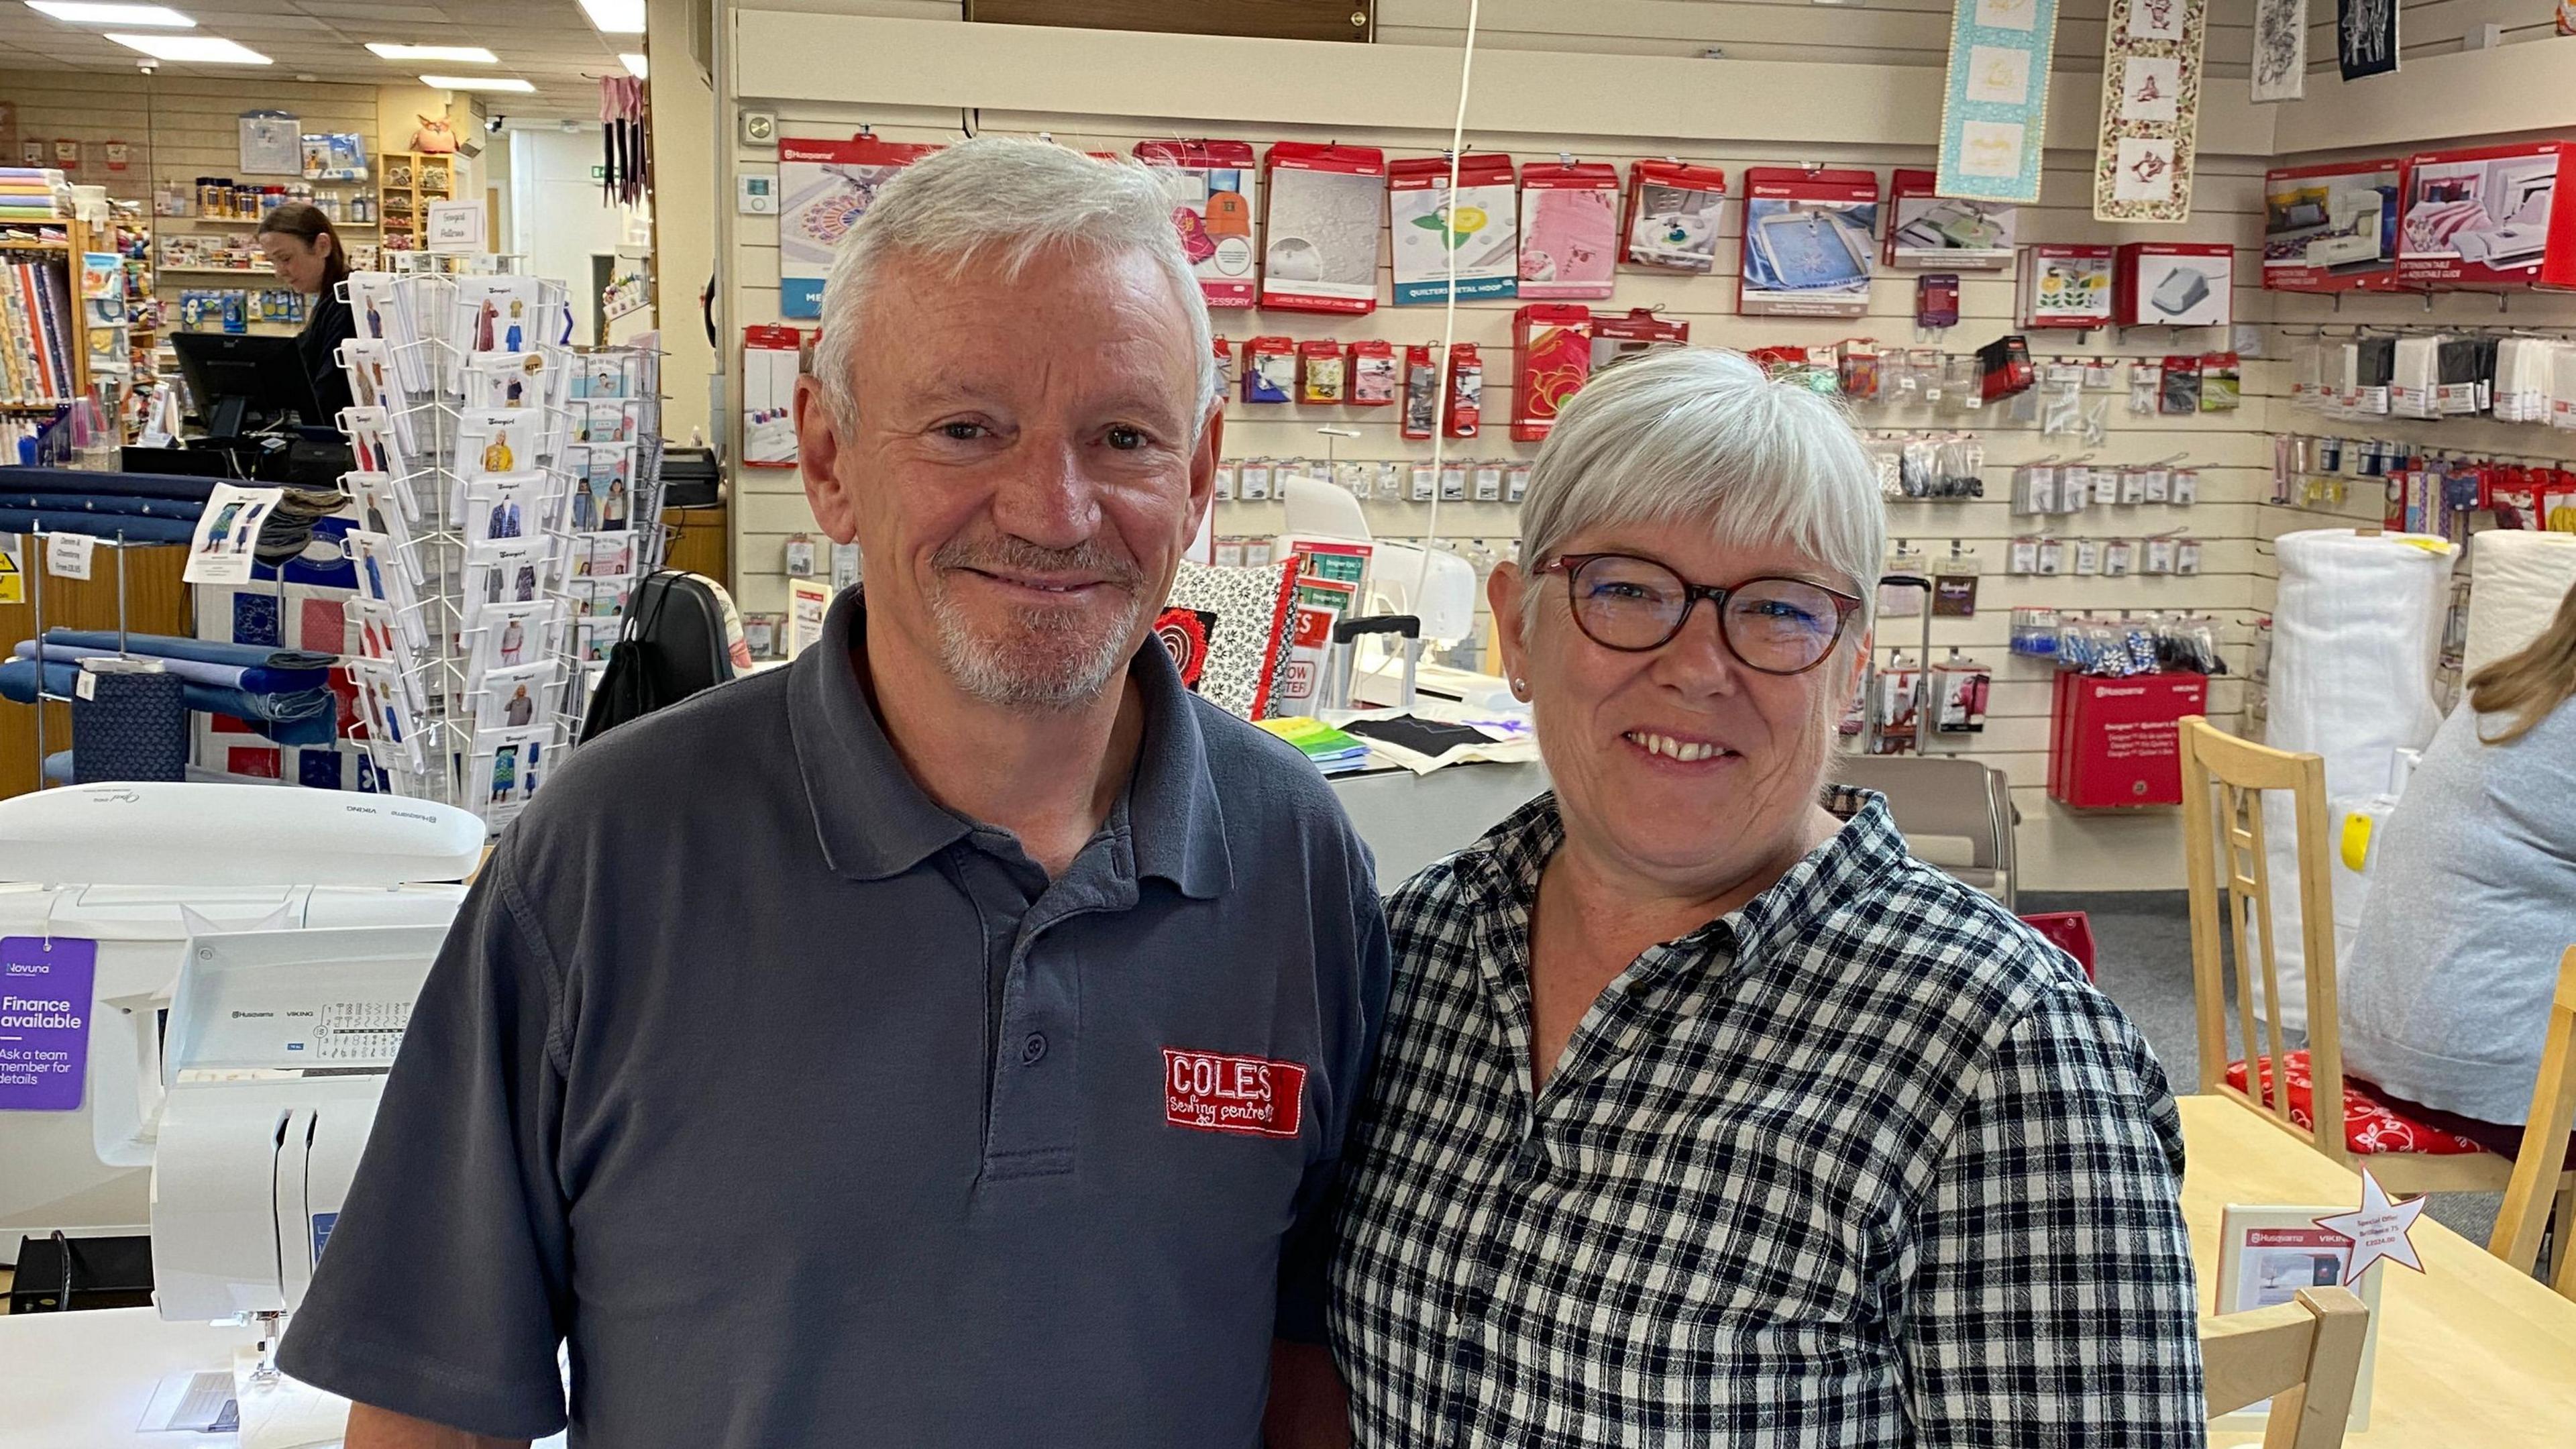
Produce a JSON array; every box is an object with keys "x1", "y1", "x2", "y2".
[{"x1": 2344, "y1": 580, "x2": 2576, "y2": 1125}]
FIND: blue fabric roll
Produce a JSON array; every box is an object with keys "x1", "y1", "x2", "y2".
[
  {"x1": 0, "y1": 466, "x2": 226, "y2": 502},
  {"x1": 0, "y1": 657, "x2": 338, "y2": 745},
  {"x1": 70, "y1": 668, "x2": 187, "y2": 783},
  {"x1": 42, "y1": 630, "x2": 337, "y2": 673},
  {"x1": 21, "y1": 638, "x2": 332, "y2": 694},
  {"x1": 0, "y1": 492, "x2": 207, "y2": 521}
]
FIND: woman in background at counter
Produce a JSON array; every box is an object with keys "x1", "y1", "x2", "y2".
[
  {"x1": 2343, "y1": 581, "x2": 2576, "y2": 1144},
  {"x1": 256, "y1": 201, "x2": 355, "y2": 421}
]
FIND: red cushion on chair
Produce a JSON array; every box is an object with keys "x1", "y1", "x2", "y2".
[{"x1": 2224, "y1": 1052, "x2": 2491, "y2": 1156}]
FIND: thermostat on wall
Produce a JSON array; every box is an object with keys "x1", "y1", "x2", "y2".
[
  {"x1": 741, "y1": 109, "x2": 777, "y2": 146},
  {"x1": 739, "y1": 169, "x2": 778, "y2": 215}
]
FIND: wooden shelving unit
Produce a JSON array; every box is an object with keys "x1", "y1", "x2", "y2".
[
  {"x1": 0, "y1": 217, "x2": 94, "y2": 410},
  {"x1": 378, "y1": 150, "x2": 454, "y2": 254}
]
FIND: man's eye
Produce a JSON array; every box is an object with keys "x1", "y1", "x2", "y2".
[
  {"x1": 1105, "y1": 425, "x2": 1147, "y2": 451},
  {"x1": 940, "y1": 422, "x2": 987, "y2": 441}
]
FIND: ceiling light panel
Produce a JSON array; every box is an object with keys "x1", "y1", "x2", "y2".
[
  {"x1": 421, "y1": 74, "x2": 536, "y2": 93},
  {"x1": 366, "y1": 43, "x2": 498, "y2": 63},
  {"x1": 619, "y1": 52, "x2": 645, "y2": 78},
  {"x1": 107, "y1": 31, "x2": 269, "y2": 62},
  {"x1": 578, "y1": 0, "x2": 645, "y2": 35},
  {"x1": 27, "y1": 2, "x2": 195, "y2": 25}
]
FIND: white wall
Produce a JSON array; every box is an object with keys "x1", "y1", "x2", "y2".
[{"x1": 509, "y1": 125, "x2": 631, "y2": 343}]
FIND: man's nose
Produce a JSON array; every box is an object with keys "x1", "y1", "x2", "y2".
[{"x1": 987, "y1": 433, "x2": 1098, "y2": 551}]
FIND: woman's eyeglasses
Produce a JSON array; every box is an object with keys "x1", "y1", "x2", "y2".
[{"x1": 1535, "y1": 553, "x2": 1862, "y2": 676}]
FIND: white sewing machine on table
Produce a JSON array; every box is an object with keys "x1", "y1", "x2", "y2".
[{"x1": 0, "y1": 784, "x2": 486, "y2": 1448}]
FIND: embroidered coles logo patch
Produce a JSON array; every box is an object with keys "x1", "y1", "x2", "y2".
[{"x1": 1163, "y1": 1048, "x2": 1307, "y2": 1138}]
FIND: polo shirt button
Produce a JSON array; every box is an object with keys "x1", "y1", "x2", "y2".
[{"x1": 1020, "y1": 1032, "x2": 1049, "y2": 1065}]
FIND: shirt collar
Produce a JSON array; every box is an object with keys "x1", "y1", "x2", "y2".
[
  {"x1": 786, "y1": 586, "x2": 1232, "y2": 899},
  {"x1": 1455, "y1": 788, "x2": 1910, "y2": 965}
]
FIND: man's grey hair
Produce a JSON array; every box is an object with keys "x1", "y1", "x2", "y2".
[
  {"x1": 1518, "y1": 347, "x2": 1887, "y2": 637},
  {"x1": 809, "y1": 136, "x2": 1220, "y2": 432}
]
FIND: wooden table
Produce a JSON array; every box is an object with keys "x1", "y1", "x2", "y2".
[{"x1": 2180, "y1": 1095, "x2": 2576, "y2": 1444}]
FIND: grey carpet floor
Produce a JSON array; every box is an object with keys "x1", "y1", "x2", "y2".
[{"x1": 2019, "y1": 890, "x2": 2504, "y2": 1249}]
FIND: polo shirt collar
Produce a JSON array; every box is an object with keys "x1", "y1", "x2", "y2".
[{"x1": 787, "y1": 586, "x2": 1232, "y2": 899}]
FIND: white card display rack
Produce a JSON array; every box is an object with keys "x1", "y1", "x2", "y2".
[{"x1": 329, "y1": 250, "x2": 667, "y2": 830}]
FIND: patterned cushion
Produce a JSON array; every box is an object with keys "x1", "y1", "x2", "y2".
[
  {"x1": 2224, "y1": 1051, "x2": 2489, "y2": 1156},
  {"x1": 1159, "y1": 559, "x2": 1299, "y2": 720}
]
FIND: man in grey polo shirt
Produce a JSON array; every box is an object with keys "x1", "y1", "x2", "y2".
[{"x1": 279, "y1": 138, "x2": 1389, "y2": 1448}]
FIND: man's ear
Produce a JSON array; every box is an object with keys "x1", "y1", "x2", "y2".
[
  {"x1": 1182, "y1": 404, "x2": 1224, "y2": 547},
  {"x1": 794, "y1": 376, "x2": 859, "y2": 545}
]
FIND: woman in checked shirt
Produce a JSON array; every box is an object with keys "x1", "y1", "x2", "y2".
[{"x1": 1327, "y1": 348, "x2": 2204, "y2": 1446}]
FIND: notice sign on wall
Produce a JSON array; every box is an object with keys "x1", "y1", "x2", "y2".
[{"x1": 0, "y1": 936, "x2": 97, "y2": 1112}]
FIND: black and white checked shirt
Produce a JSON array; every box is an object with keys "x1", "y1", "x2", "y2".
[{"x1": 1328, "y1": 793, "x2": 2204, "y2": 1446}]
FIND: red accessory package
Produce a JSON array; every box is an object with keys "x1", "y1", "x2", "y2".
[
  {"x1": 1134, "y1": 139, "x2": 1259, "y2": 308},
  {"x1": 1589, "y1": 307, "x2": 1688, "y2": 372},
  {"x1": 1297, "y1": 339, "x2": 1347, "y2": 404},
  {"x1": 1401, "y1": 345, "x2": 1439, "y2": 439},
  {"x1": 1622, "y1": 160, "x2": 1727, "y2": 273},
  {"x1": 1259, "y1": 142, "x2": 1387, "y2": 315},
  {"x1": 2396, "y1": 142, "x2": 2576, "y2": 290},
  {"x1": 1513, "y1": 305, "x2": 1595, "y2": 442},
  {"x1": 1348, "y1": 339, "x2": 1397, "y2": 406},
  {"x1": 1242, "y1": 335, "x2": 1295, "y2": 405},
  {"x1": 1518, "y1": 161, "x2": 1621, "y2": 299},
  {"x1": 1444, "y1": 343, "x2": 1484, "y2": 438}
]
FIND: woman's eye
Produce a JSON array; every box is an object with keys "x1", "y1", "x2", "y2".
[{"x1": 1105, "y1": 425, "x2": 1146, "y2": 451}]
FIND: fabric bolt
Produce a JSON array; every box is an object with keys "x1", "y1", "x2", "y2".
[
  {"x1": 0, "y1": 491, "x2": 206, "y2": 521},
  {"x1": 17, "y1": 639, "x2": 331, "y2": 696},
  {"x1": 69, "y1": 667, "x2": 187, "y2": 783},
  {"x1": 2262, "y1": 529, "x2": 2454, "y2": 1030},
  {"x1": 0, "y1": 657, "x2": 336, "y2": 741},
  {"x1": 0, "y1": 510, "x2": 197, "y2": 544},
  {"x1": 0, "y1": 466, "x2": 225, "y2": 502},
  {"x1": 2342, "y1": 698, "x2": 2576, "y2": 1124},
  {"x1": 44, "y1": 629, "x2": 336, "y2": 674},
  {"x1": 1331, "y1": 792, "x2": 2202, "y2": 1447}
]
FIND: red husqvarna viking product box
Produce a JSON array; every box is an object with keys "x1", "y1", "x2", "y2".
[
  {"x1": 2396, "y1": 142, "x2": 2576, "y2": 290},
  {"x1": 2048, "y1": 672, "x2": 2208, "y2": 809},
  {"x1": 1738, "y1": 166, "x2": 1880, "y2": 318},
  {"x1": 1511, "y1": 303, "x2": 1594, "y2": 442},
  {"x1": 2262, "y1": 160, "x2": 2402, "y2": 293},
  {"x1": 1259, "y1": 142, "x2": 1386, "y2": 315},
  {"x1": 2113, "y1": 242, "x2": 2235, "y2": 328}
]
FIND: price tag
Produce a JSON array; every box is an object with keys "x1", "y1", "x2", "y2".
[{"x1": 46, "y1": 533, "x2": 95, "y2": 581}]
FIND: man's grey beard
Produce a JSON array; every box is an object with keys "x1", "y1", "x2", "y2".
[{"x1": 928, "y1": 536, "x2": 1148, "y2": 711}]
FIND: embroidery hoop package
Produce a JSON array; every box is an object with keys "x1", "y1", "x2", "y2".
[
  {"x1": 1738, "y1": 167, "x2": 1880, "y2": 318},
  {"x1": 1884, "y1": 169, "x2": 2017, "y2": 269},
  {"x1": 2263, "y1": 161, "x2": 2402, "y2": 292},
  {"x1": 1261, "y1": 142, "x2": 1387, "y2": 315},
  {"x1": 1517, "y1": 161, "x2": 1620, "y2": 300},
  {"x1": 1387, "y1": 154, "x2": 1520, "y2": 305},
  {"x1": 1134, "y1": 139, "x2": 1259, "y2": 309}
]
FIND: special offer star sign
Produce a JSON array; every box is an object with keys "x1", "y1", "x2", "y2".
[{"x1": 2312, "y1": 1166, "x2": 2429, "y2": 1282}]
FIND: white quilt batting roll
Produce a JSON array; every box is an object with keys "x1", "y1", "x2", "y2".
[
  {"x1": 2463, "y1": 529, "x2": 2576, "y2": 680},
  {"x1": 2260, "y1": 529, "x2": 2456, "y2": 1031}
]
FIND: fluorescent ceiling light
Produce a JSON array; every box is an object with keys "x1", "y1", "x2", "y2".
[
  {"x1": 108, "y1": 31, "x2": 268, "y2": 62},
  {"x1": 577, "y1": 0, "x2": 644, "y2": 35},
  {"x1": 365, "y1": 42, "x2": 497, "y2": 63},
  {"x1": 26, "y1": 3, "x2": 194, "y2": 25},
  {"x1": 421, "y1": 73, "x2": 534, "y2": 92},
  {"x1": 618, "y1": 52, "x2": 646, "y2": 79}
]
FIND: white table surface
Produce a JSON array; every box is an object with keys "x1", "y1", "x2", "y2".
[{"x1": 0, "y1": 1307, "x2": 262, "y2": 1446}]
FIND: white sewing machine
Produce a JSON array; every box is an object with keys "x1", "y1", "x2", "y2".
[
  {"x1": 2304, "y1": 188, "x2": 2388, "y2": 268},
  {"x1": 0, "y1": 784, "x2": 478, "y2": 1243}
]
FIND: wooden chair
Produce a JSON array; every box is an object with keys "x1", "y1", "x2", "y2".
[
  {"x1": 2200, "y1": 1286, "x2": 2371, "y2": 1449},
  {"x1": 2490, "y1": 946, "x2": 2576, "y2": 1298},
  {"x1": 2180, "y1": 717, "x2": 2513, "y2": 1195}
]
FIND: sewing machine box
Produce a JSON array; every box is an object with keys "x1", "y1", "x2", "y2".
[
  {"x1": 1517, "y1": 161, "x2": 1620, "y2": 300},
  {"x1": 1623, "y1": 160, "x2": 1727, "y2": 273},
  {"x1": 1134, "y1": 140, "x2": 1258, "y2": 309},
  {"x1": 1260, "y1": 142, "x2": 1385, "y2": 315},
  {"x1": 2048, "y1": 671, "x2": 2208, "y2": 809},
  {"x1": 1883, "y1": 169, "x2": 2015, "y2": 270},
  {"x1": 1738, "y1": 167, "x2": 1880, "y2": 318},
  {"x1": 1388, "y1": 154, "x2": 1519, "y2": 305},
  {"x1": 2396, "y1": 142, "x2": 2576, "y2": 290},
  {"x1": 2019, "y1": 244, "x2": 2116, "y2": 328},
  {"x1": 2112, "y1": 242, "x2": 2235, "y2": 328},
  {"x1": 2263, "y1": 160, "x2": 2402, "y2": 292},
  {"x1": 1512, "y1": 303, "x2": 1595, "y2": 441}
]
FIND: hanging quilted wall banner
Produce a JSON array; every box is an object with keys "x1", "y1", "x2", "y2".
[
  {"x1": 2250, "y1": 0, "x2": 2306, "y2": 103},
  {"x1": 2093, "y1": 0, "x2": 2208, "y2": 223},
  {"x1": 1933, "y1": 0, "x2": 2061, "y2": 205},
  {"x1": 2337, "y1": 0, "x2": 2398, "y2": 81}
]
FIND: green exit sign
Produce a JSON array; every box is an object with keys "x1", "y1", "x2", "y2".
[{"x1": 590, "y1": 165, "x2": 606, "y2": 179}]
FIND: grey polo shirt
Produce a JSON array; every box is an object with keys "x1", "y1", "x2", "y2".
[{"x1": 278, "y1": 588, "x2": 1391, "y2": 1448}]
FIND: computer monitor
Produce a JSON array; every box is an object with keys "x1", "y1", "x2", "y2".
[{"x1": 171, "y1": 332, "x2": 326, "y2": 437}]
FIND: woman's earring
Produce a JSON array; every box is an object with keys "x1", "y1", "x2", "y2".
[{"x1": 1511, "y1": 677, "x2": 1529, "y2": 698}]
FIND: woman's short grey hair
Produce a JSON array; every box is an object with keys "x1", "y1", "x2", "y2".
[
  {"x1": 1518, "y1": 347, "x2": 1887, "y2": 636},
  {"x1": 809, "y1": 136, "x2": 1219, "y2": 432}
]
